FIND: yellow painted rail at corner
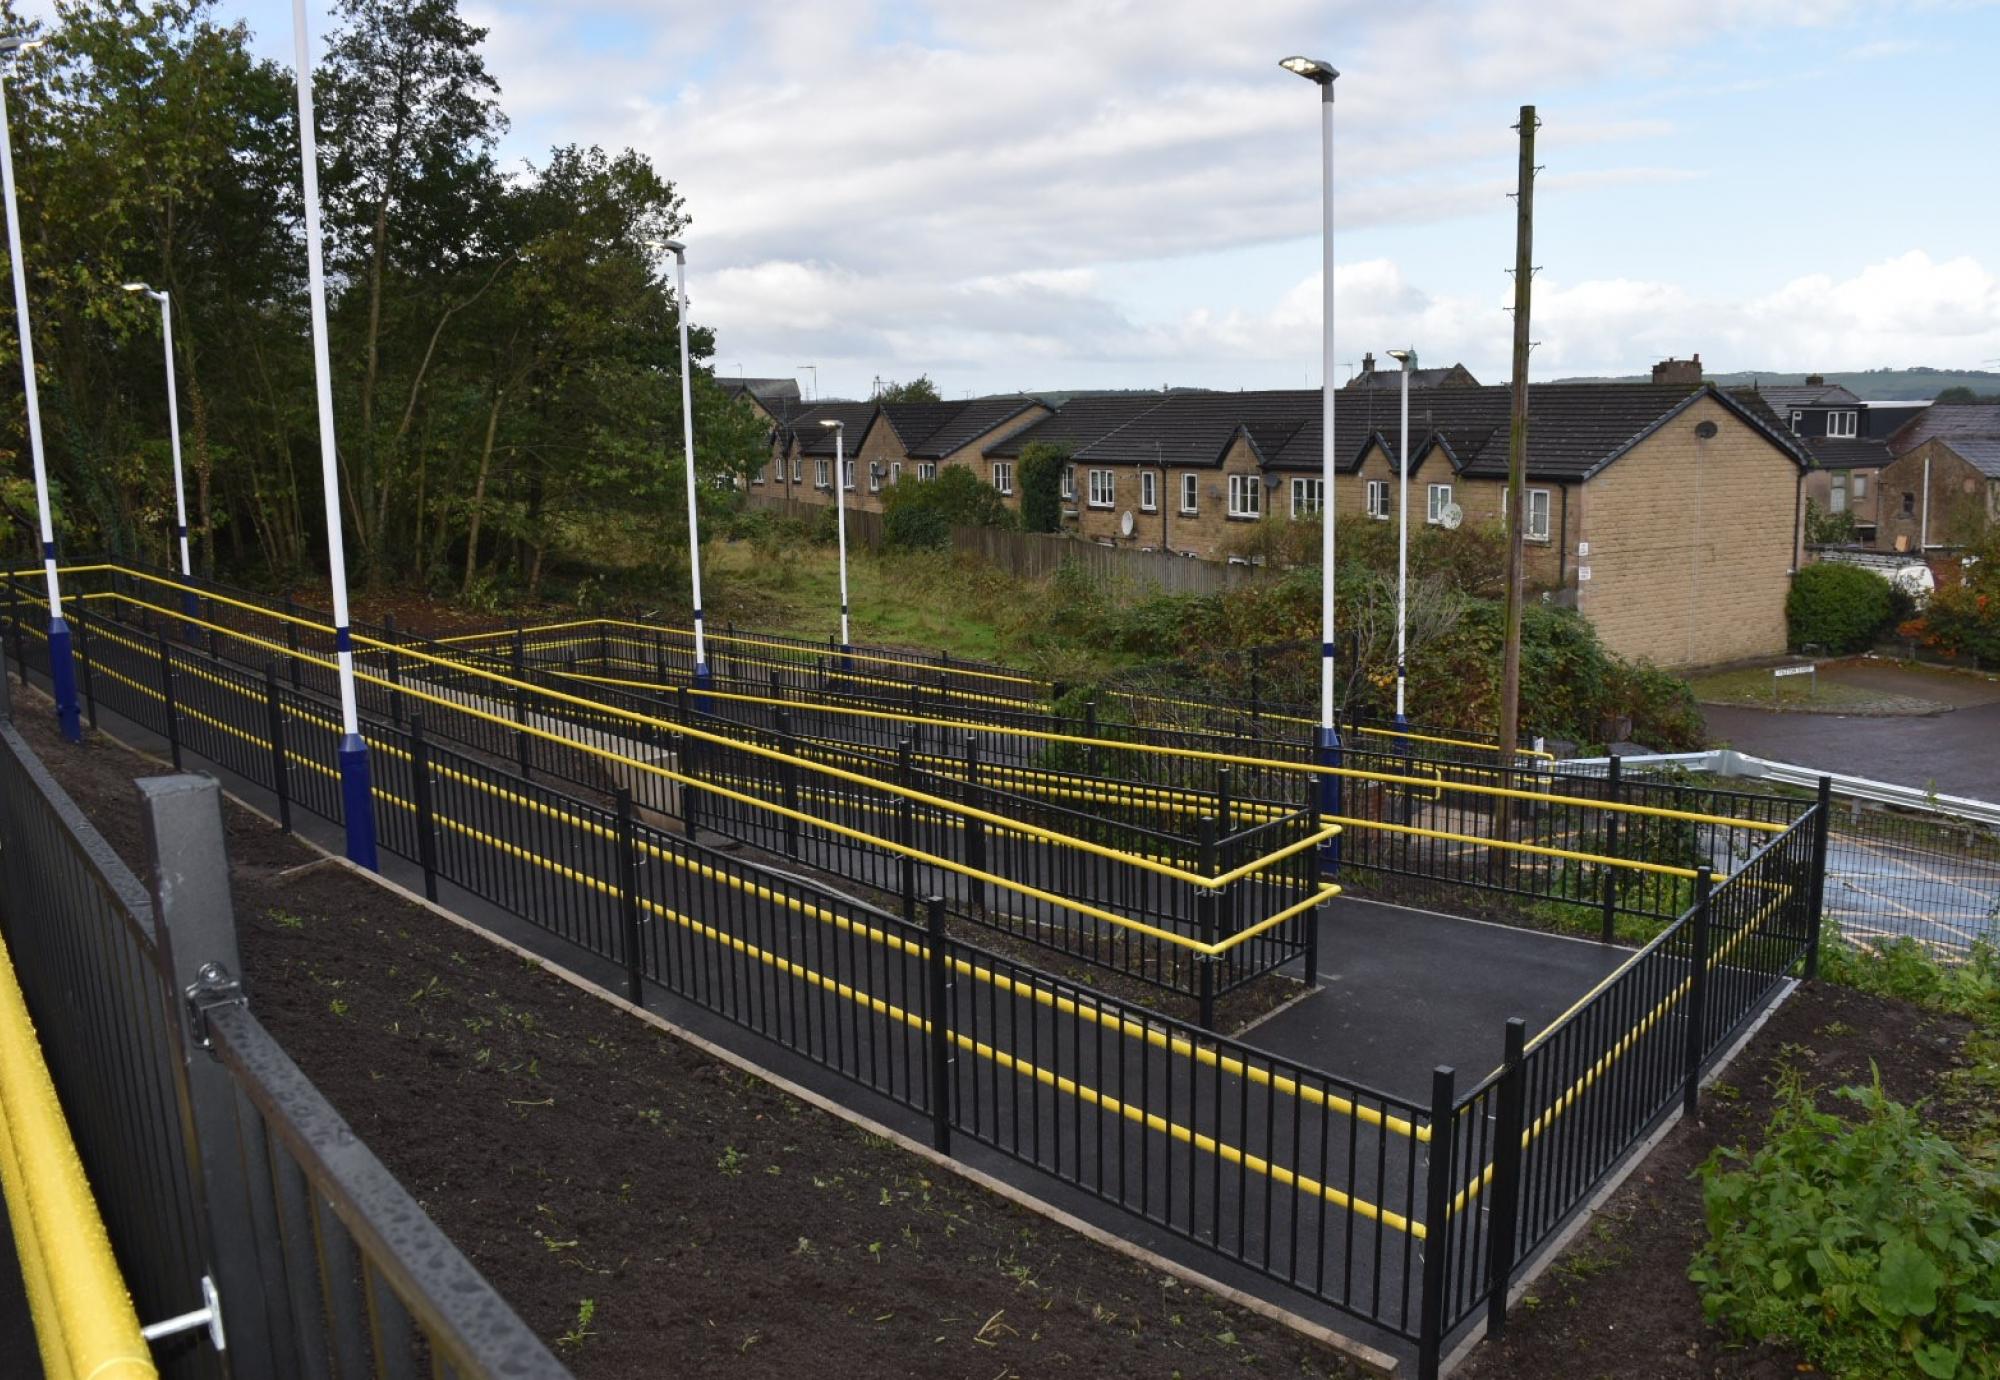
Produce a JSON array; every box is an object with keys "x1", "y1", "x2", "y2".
[{"x1": 0, "y1": 930, "x2": 157, "y2": 1380}]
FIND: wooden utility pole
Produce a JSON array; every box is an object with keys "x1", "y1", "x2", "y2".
[{"x1": 1499, "y1": 106, "x2": 1537, "y2": 788}]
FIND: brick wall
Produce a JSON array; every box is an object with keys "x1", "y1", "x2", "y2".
[
  {"x1": 1074, "y1": 437, "x2": 1271, "y2": 556},
  {"x1": 1573, "y1": 395, "x2": 1801, "y2": 667},
  {"x1": 1874, "y1": 440, "x2": 1996, "y2": 552}
]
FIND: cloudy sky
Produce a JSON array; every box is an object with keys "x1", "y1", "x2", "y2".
[{"x1": 85, "y1": 1, "x2": 2000, "y2": 397}]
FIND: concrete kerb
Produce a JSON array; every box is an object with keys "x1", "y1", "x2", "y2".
[
  {"x1": 1435, "y1": 976, "x2": 1802, "y2": 1377},
  {"x1": 73, "y1": 704, "x2": 1403, "y2": 1379}
]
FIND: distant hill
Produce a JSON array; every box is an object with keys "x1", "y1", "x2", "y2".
[{"x1": 1552, "y1": 366, "x2": 2000, "y2": 401}]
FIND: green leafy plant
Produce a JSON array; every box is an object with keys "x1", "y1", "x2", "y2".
[
  {"x1": 1016, "y1": 442, "x2": 1070, "y2": 534},
  {"x1": 880, "y1": 465, "x2": 1018, "y2": 551},
  {"x1": 557, "y1": 1298, "x2": 597, "y2": 1350},
  {"x1": 1787, "y1": 562, "x2": 1896, "y2": 654},
  {"x1": 1691, "y1": 1067, "x2": 2000, "y2": 1378}
]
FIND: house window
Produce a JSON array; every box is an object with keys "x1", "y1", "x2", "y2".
[
  {"x1": 918, "y1": 461, "x2": 937, "y2": 481},
  {"x1": 1852, "y1": 474, "x2": 1868, "y2": 500},
  {"x1": 1179, "y1": 473, "x2": 1198, "y2": 514},
  {"x1": 815, "y1": 458, "x2": 830, "y2": 489},
  {"x1": 1227, "y1": 474, "x2": 1261, "y2": 519},
  {"x1": 1365, "y1": 479, "x2": 1390, "y2": 520},
  {"x1": 1524, "y1": 487, "x2": 1551, "y2": 542},
  {"x1": 1827, "y1": 411, "x2": 1858, "y2": 439},
  {"x1": 1088, "y1": 469, "x2": 1115, "y2": 508},
  {"x1": 1426, "y1": 483, "x2": 1454, "y2": 524},
  {"x1": 751, "y1": 462, "x2": 765, "y2": 485},
  {"x1": 1060, "y1": 465, "x2": 1075, "y2": 500},
  {"x1": 842, "y1": 459, "x2": 856, "y2": 490},
  {"x1": 993, "y1": 462, "x2": 1014, "y2": 495},
  {"x1": 868, "y1": 463, "x2": 882, "y2": 494},
  {"x1": 1140, "y1": 471, "x2": 1158, "y2": 512},
  {"x1": 1829, "y1": 473, "x2": 1847, "y2": 513},
  {"x1": 792, "y1": 457, "x2": 802, "y2": 483},
  {"x1": 1902, "y1": 491, "x2": 1915, "y2": 516},
  {"x1": 1790, "y1": 411, "x2": 1803, "y2": 436},
  {"x1": 1290, "y1": 477, "x2": 1323, "y2": 518},
  {"x1": 889, "y1": 461, "x2": 902, "y2": 485}
]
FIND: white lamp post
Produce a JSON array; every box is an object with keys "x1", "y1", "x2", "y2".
[
  {"x1": 0, "y1": 35, "x2": 80, "y2": 743},
  {"x1": 1281, "y1": 53, "x2": 1341, "y2": 868},
  {"x1": 291, "y1": 0, "x2": 375, "y2": 868},
  {"x1": 122, "y1": 282, "x2": 199, "y2": 626},
  {"x1": 1386, "y1": 347, "x2": 1415, "y2": 731},
  {"x1": 646, "y1": 237, "x2": 711, "y2": 693},
  {"x1": 820, "y1": 419, "x2": 852, "y2": 667}
]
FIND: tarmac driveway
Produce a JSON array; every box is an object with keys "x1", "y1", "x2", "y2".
[{"x1": 1704, "y1": 699, "x2": 2000, "y2": 805}]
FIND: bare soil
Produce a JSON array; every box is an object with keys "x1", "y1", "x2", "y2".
[{"x1": 13, "y1": 701, "x2": 1361, "y2": 1380}]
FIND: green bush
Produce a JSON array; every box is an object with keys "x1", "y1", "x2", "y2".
[
  {"x1": 1017, "y1": 442, "x2": 1068, "y2": 534},
  {"x1": 880, "y1": 466, "x2": 1016, "y2": 551},
  {"x1": 1691, "y1": 1068, "x2": 2000, "y2": 1378},
  {"x1": 1788, "y1": 562, "x2": 1896, "y2": 654}
]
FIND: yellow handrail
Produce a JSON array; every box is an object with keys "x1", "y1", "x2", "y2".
[{"x1": 0, "y1": 931, "x2": 157, "y2": 1380}]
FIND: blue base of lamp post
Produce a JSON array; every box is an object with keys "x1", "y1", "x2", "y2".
[
  {"x1": 337, "y1": 732, "x2": 379, "y2": 870},
  {"x1": 1316, "y1": 725, "x2": 1342, "y2": 879},
  {"x1": 840, "y1": 644, "x2": 854, "y2": 675},
  {"x1": 180, "y1": 588, "x2": 200, "y2": 642},
  {"x1": 1393, "y1": 708, "x2": 1410, "y2": 758},
  {"x1": 692, "y1": 661, "x2": 713, "y2": 714},
  {"x1": 47, "y1": 618, "x2": 80, "y2": 744}
]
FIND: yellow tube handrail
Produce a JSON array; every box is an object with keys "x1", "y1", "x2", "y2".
[{"x1": 0, "y1": 930, "x2": 157, "y2": 1380}]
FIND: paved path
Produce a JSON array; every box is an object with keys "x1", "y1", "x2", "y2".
[{"x1": 1704, "y1": 701, "x2": 2000, "y2": 805}]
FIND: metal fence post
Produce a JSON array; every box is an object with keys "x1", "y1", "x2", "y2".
[
  {"x1": 1416, "y1": 1064, "x2": 1459, "y2": 1380},
  {"x1": 1600, "y1": 754, "x2": 1622, "y2": 943},
  {"x1": 512, "y1": 627, "x2": 532, "y2": 781},
  {"x1": 383, "y1": 611, "x2": 403, "y2": 728},
  {"x1": 925, "y1": 896, "x2": 953, "y2": 1156},
  {"x1": 1083, "y1": 697, "x2": 1098, "y2": 774},
  {"x1": 616, "y1": 786, "x2": 644, "y2": 1005},
  {"x1": 897, "y1": 739, "x2": 917, "y2": 926},
  {"x1": 1485, "y1": 1018, "x2": 1528, "y2": 1338},
  {"x1": 1197, "y1": 816, "x2": 1218, "y2": 1031},
  {"x1": 136, "y1": 774, "x2": 284, "y2": 1376},
  {"x1": 776, "y1": 709, "x2": 802, "y2": 857},
  {"x1": 7, "y1": 573, "x2": 25, "y2": 684},
  {"x1": 409, "y1": 711, "x2": 439, "y2": 902},
  {"x1": 282, "y1": 594, "x2": 302, "y2": 688},
  {"x1": 157, "y1": 633, "x2": 182, "y2": 770},
  {"x1": 1682, "y1": 866, "x2": 1715, "y2": 1118},
  {"x1": 263, "y1": 661, "x2": 292, "y2": 833},
  {"x1": 962, "y1": 736, "x2": 986, "y2": 914},
  {"x1": 678, "y1": 685, "x2": 701, "y2": 843},
  {"x1": 73, "y1": 604, "x2": 97, "y2": 729},
  {"x1": 1805, "y1": 776, "x2": 1832, "y2": 978}
]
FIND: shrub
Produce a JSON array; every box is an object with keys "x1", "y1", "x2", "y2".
[
  {"x1": 880, "y1": 466, "x2": 1016, "y2": 551},
  {"x1": 1016, "y1": 443, "x2": 1068, "y2": 534},
  {"x1": 1691, "y1": 1069, "x2": 2000, "y2": 1379},
  {"x1": 1804, "y1": 497, "x2": 1860, "y2": 546},
  {"x1": 1787, "y1": 562, "x2": 1896, "y2": 653}
]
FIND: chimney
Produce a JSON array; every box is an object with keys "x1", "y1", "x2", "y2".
[
  {"x1": 1650, "y1": 355, "x2": 1702, "y2": 386},
  {"x1": 1361, "y1": 351, "x2": 1376, "y2": 377},
  {"x1": 1805, "y1": 373, "x2": 1825, "y2": 387}
]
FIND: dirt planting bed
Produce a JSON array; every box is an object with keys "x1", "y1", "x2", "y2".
[{"x1": 14, "y1": 702, "x2": 1361, "y2": 1379}]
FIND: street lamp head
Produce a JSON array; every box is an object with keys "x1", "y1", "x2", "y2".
[
  {"x1": 1279, "y1": 55, "x2": 1337, "y2": 86},
  {"x1": 0, "y1": 37, "x2": 44, "y2": 56},
  {"x1": 644, "y1": 236, "x2": 685, "y2": 260},
  {"x1": 819, "y1": 419, "x2": 843, "y2": 433},
  {"x1": 1387, "y1": 348, "x2": 1418, "y2": 368}
]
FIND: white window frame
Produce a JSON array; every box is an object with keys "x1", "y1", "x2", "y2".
[
  {"x1": 993, "y1": 461, "x2": 1014, "y2": 495},
  {"x1": 1426, "y1": 483, "x2": 1453, "y2": 524},
  {"x1": 889, "y1": 461, "x2": 902, "y2": 485},
  {"x1": 1088, "y1": 468, "x2": 1115, "y2": 509},
  {"x1": 1289, "y1": 477, "x2": 1323, "y2": 519},
  {"x1": 1139, "y1": 470, "x2": 1158, "y2": 512},
  {"x1": 1060, "y1": 464, "x2": 1075, "y2": 500},
  {"x1": 842, "y1": 459, "x2": 856, "y2": 491},
  {"x1": 1790, "y1": 410, "x2": 1803, "y2": 435},
  {"x1": 792, "y1": 456, "x2": 803, "y2": 483},
  {"x1": 1852, "y1": 473, "x2": 1868, "y2": 500},
  {"x1": 868, "y1": 462, "x2": 882, "y2": 494},
  {"x1": 917, "y1": 461, "x2": 937, "y2": 481},
  {"x1": 815, "y1": 458, "x2": 830, "y2": 489},
  {"x1": 1525, "y1": 487, "x2": 1551, "y2": 542},
  {"x1": 1365, "y1": 479, "x2": 1390, "y2": 519},
  {"x1": 751, "y1": 462, "x2": 765, "y2": 485},
  {"x1": 1227, "y1": 473, "x2": 1261, "y2": 519},
  {"x1": 1827, "y1": 410, "x2": 1858, "y2": 439},
  {"x1": 1179, "y1": 473, "x2": 1198, "y2": 515}
]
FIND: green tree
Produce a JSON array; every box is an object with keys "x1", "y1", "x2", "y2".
[
  {"x1": 880, "y1": 465, "x2": 1015, "y2": 550},
  {"x1": 1016, "y1": 441, "x2": 1068, "y2": 533},
  {"x1": 876, "y1": 375, "x2": 940, "y2": 403}
]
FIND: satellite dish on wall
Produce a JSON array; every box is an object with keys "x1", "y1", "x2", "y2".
[
  {"x1": 1119, "y1": 510, "x2": 1136, "y2": 538},
  {"x1": 1440, "y1": 503, "x2": 1464, "y2": 531}
]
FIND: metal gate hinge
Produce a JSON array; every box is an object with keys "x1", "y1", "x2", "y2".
[{"x1": 184, "y1": 962, "x2": 245, "y2": 1051}]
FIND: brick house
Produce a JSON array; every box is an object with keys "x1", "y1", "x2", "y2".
[
  {"x1": 1873, "y1": 404, "x2": 2000, "y2": 553},
  {"x1": 994, "y1": 382, "x2": 1805, "y2": 667},
  {"x1": 759, "y1": 396, "x2": 1047, "y2": 514},
  {"x1": 982, "y1": 395, "x2": 1169, "y2": 520},
  {"x1": 1343, "y1": 353, "x2": 1480, "y2": 391},
  {"x1": 1733, "y1": 376, "x2": 1927, "y2": 543}
]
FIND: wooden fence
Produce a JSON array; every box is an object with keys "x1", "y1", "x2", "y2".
[{"x1": 740, "y1": 493, "x2": 1261, "y2": 597}]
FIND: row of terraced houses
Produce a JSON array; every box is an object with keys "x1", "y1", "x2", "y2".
[{"x1": 725, "y1": 358, "x2": 1846, "y2": 668}]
